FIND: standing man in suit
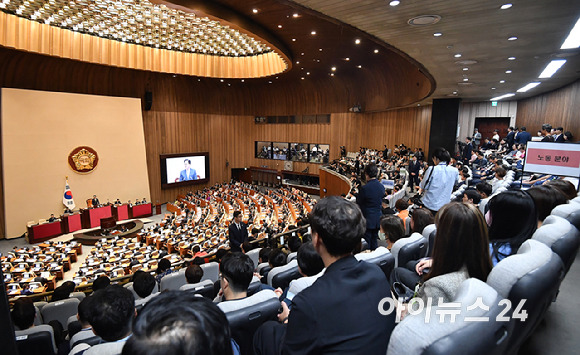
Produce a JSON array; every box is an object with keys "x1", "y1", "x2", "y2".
[
  {"x1": 473, "y1": 128, "x2": 482, "y2": 149},
  {"x1": 228, "y1": 211, "x2": 248, "y2": 252},
  {"x1": 462, "y1": 137, "x2": 473, "y2": 165},
  {"x1": 515, "y1": 126, "x2": 532, "y2": 145},
  {"x1": 91, "y1": 195, "x2": 100, "y2": 207},
  {"x1": 179, "y1": 159, "x2": 197, "y2": 181},
  {"x1": 356, "y1": 163, "x2": 385, "y2": 250},
  {"x1": 408, "y1": 154, "x2": 421, "y2": 191},
  {"x1": 506, "y1": 127, "x2": 516, "y2": 148}
]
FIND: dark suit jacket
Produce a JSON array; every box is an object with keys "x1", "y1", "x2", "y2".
[
  {"x1": 555, "y1": 134, "x2": 565, "y2": 143},
  {"x1": 515, "y1": 131, "x2": 532, "y2": 144},
  {"x1": 283, "y1": 256, "x2": 395, "y2": 354},
  {"x1": 356, "y1": 179, "x2": 385, "y2": 230},
  {"x1": 462, "y1": 143, "x2": 473, "y2": 163},
  {"x1": 228, "y1": 222, "x2": 248, "y2": 252},
  {"x1": 408, "y1": 160, "x2": 421, "y2": 175},
  {"x1": 506, "y1": 131, "x2": 515, "y2": 147}
]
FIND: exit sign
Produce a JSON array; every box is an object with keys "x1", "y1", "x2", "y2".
[{"x1": 491, "y1": 101, "x2": 498, "y2": 106}]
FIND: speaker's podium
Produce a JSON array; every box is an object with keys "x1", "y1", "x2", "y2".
[{"x1": 80, "y1": 205, "x2": 112, "y2": 229}]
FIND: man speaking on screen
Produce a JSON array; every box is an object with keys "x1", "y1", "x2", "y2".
[{"x1": 179, "y1": 159, "x2": 197, "y2": 181}]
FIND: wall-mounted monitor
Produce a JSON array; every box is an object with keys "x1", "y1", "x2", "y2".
[
  {"x1": 273, "y1": 142, "x2": 289, "y2": 160},
  {"x1": 160, "y1": 152, "x2": 210, "y2": 189},
  {"x1": 255, "y1": 141, "x2": 272, "y2": 159}
]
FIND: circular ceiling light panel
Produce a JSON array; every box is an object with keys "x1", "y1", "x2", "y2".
[
  {"x1": 408, "y1": 15, "x2": 442, "y2": 26},
  {"x1": 455, "y1": 60, "x2": 479, "y2": 65}
]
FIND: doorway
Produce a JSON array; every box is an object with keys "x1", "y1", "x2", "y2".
[{"x1": 474, "y1": 117, "x2": 511, "y2": 143}]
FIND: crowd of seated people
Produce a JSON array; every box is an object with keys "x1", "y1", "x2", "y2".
[{"x1": 2, "y1": 240, "x2": 81, "y2": 296}]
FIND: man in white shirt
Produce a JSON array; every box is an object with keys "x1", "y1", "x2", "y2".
[{"x1": 419, "y1": 147, "x2": 459, "y2": 214}]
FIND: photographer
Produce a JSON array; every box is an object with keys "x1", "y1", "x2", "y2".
[{"x1": 418, "y1": 147, "x2": 459, "y2": 215}]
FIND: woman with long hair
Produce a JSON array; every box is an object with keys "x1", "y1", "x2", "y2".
[{"x1": 416, "y1": 202, "x2": 493, "y2": 303}]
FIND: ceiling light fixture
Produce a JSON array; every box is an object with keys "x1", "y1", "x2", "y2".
[
  {"x1": 500, "y1": 4, "x2": 513, "y2": 10},
  {"x1": 499, "y1": 80, "x2": 506, "y2": 83},
  {"x1": 374, "y1": 49, "x2": 379, "y2": 53},
  {"x1": 389, "y1": 1, "x2": 400, "y2": 6},
  {"x1": 345, "y1": 57, "x2": 350, "y2": 61},
  {"x1": 292, "y1": 38, "x2": 296, "y2": 41},
  {"x1": 508, "y1": 36, "x2": 518, "y2": 41},
  {"x1": 293, "y1": 13, "x2": 299, "y2": 18},
  {"x1": 508, "y1": 57, "x2": 516, "y2": 60},
  {"x1": 454, "y1": 53, "x2": 462, "y2": 58},
  {"x1": 311, "y1": 31, "x2": 316, "y2": 35},
  {"x1": 331, "y1": 66, "x2": 336, "y2": 71},
  {"x1": 278, "y1": 25, "x2": 282, "y2": 28},
  {"x1": 433, "y1": 32, "x2": 442, "y2": 37},
  {"x1": 539, "y1": 59, "x2": 567, "y2": 78},
  {"x1": 517, "y1": 82, "x2": 541, "y2": 93},
  {"x1": 463, "y1": 78, "x2": 469, "y2": 82},
  {"x1": 491, "y1": 93, "x2": 515, "y2": 101},
  {"x1": 561, "y1": 17, "x2": 580, "y2": 49},
  {"x1": 463, "y1": 67, "x2": 469, "y2": 71},
  {"x1": 355, "y1": 39, "x2": 361, "y2": 44},
  {"x1": 357, "y1": 65, "x2": 362, "y2": 68},
  {"x1": 491, "y1": 87, "x2": 496, "y2": 90},
  {"x1": 505, "y1": 70, "x2": 512, "y2": 73},
  {"x1": 252, "y1": 9, "x2": 258, "y2": 14}
]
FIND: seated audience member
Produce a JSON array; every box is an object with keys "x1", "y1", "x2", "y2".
[
  {"x1": 154, "y1": 258, "x2": 172, "y2": 287},
  {"x1": 287, "y1": 235, "x2": 302, "y2": 255},
  {"x1": 185, "y1": 264, "x2": 204, "y2": 284},
  {"x1": 133, "y1": 272, "x2": 157, "y2": 306},
  {"x1": 491, "y1": 167, "x2": 507, "y2": 194},
  {"x1": 92, "y1": 275, "x2": 111, "y2": 292},
  {"x1": 219, "y1": 252, "x2": 254, "y2": 302},
  {"x1": 381, "y1": 197, "x2": 396, "y2": 215},
  {"x1": 409, "y1": 208, "x2": 434, "y2": 234},
  {"x1": 563, "y1": 131, "x2": 574, "y2": 143},
  {"x1": 122, "y1": 292, "x2": 235, "y2": 355},
  {"x1": 487, "y1": 191, "x2": 537, "y2": 265},
  {"x1": 545, "y1": 179, "x2": 577, "y2": 200},
  {"x1": 476, "y1": 182, "x2": 492, "y2": 201},
  {"x1": 394, "y1": 199, "x2": 409, "y2": 226},
  {"x1": 69, "y1": 296, "x2": 100, "y2": 348},
  {"x1": 70, "y1": 285, "x2": 134, "y2": 355},
  {"x1": 241, "y1": 241, "x2": 254, "y2": 254},
  {"x1": 48, "y1": 214, "x2": 58, "y2": 223},
  {"x1": 258, "y1": 247, "x2": 272, "y2": 268},
  {"x1": 190, "y1": 245, "x2": 208, "y2": 259},
  {"x1": 380, "y1": 215, "x2": 405, "y2": 250},
  {"x1": 52, "y1": 281, "x2": 76, "y2": 302},
  {"x1": 526, "y1": 185, "x2": 568, "y2": 227},
  {"x1": 462, "y1": 189, "x2": 482, "y2": 205},
  {"x1": 254, "y1": 196, "x2": 395, "y2": 354},
  {"x1": 414, "y1": 202, "x2": 492, "y2": 304},
  {"x1": 11, "y1": 298, "x2": 36, "y2": 330},
  {"x1": 281, "y1": 242, "x2": 326, "y2": 305}
]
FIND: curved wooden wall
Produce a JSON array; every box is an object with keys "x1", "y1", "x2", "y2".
[
  {"x1": 319, "y1": 167, "x2": 352, "y2": 198},
  {"x1": 0, "y1": 12, "x2": 289, "y2": 79},
  {"x1": 516, "y1": 80, "x2": 580, "y2": 137},
  {"x1": 0, "y1": 47, "x2": 432, "y2": 238}
]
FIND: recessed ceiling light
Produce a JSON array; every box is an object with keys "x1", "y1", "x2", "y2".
[
  {"x1": 505, "y1": 70, "x2": 512, "y2": 74},
  {"x1": 301, "y1": 77, "x2": 305, "y2": 80},
  {"x1": 296, "y1": 61, "x2": 300, "y2": 64},
  {"x1": 331, "y1": 66, "x2": 336, "y2": 71},
  {"x1": 408, "y1": 15, "x2": 442, "y2": 26},
  {"x1": 491, "y1": 87, "x2": 496, "y2": 90},
  {"x1": 463, "y1": 67, "x2": 469, "y2": 71},
  {"x1": 517, "y1": 82, "x2": 541, "y2": 93},
  {"x1": 539, "y1": 59, "x2": 567, "y2": 78},
  {"x1": 301, "y1": 53, "x2": 304, "y2": 56},
  {"x1": 292, "y1": 38, "x2": 296, "y2": 41},
  {"x1": 500, "y1": 4, "x2": 513, "y2": 10},
  {"x1": 252, "y1": 9, "x2": 258, "y2": 14},
  {"x1": 306, "y1": 72, "x2": 310, "y2": 75},
  {"x1": 463, "y1": 78, "x2": 469, "y2": 82},
  {"x1": 345, "y1": 57, "x2": 350, "y2": 61},
  {"x1": 508, "y1": 57, "x2": 516, "y2": 60},
  {"x1": 374, "y1": 49, "x2": 379, "y2": 54},
  {"x1": 561, "y1": 17, "x2": 580, "y2": 49},
  {"x1": 452, "y1": 91, "x2": 458, "y2": 94},
  {"x1": 220, "y1": 79, "x2": 224, "y2": 82},
  {"x1": 293, "y1": 13, "x2": 299, "y2": 18},
  {"x1": 241, "y1": 79, "x2": 244, "y2": 82},
  {"x1": 172, "y1": 74, "x2": 177, "y2": 77},
  {"x1": 330, "y1": 73, "x2": 335, "y2": 76},
  {"x1": 390, "y1": 1, "x2": 400, "y2": 6},
  {"x1": 433, "y1": 32, "x2": 442, "y2": 37},
  {"x1": 355, "y1": 39, "x2": 361, "y2": 44},
  {"x1": 311, "y1": 31, "x2": 316, "y2": 35},
  {"x1": 508, "y1": 36, "x2": 518, "y2": 41},
  {"x1": 228, "y1": 83, "x2": 231, "y2": 86},
  {"x1": 268, "y1": 81, "x2": 272, "y2": 84},
  {"x1": 319, "y1": 48, "x2": 323, "y2": 51},
  {"x1": 454, "y1": 53, "x2": 462, "y2": 58},
  {"x1": 357, "y1": 65, "x2": 362, "y2": 68},
  {"x1": 278, "y1": 25, "x2": 282, "y2": 28},
  {"x1": 499, "y1": 80, "x2": 506, "y2": 83}
]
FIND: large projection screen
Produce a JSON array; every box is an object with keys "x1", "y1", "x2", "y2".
[{"x1": 1, "y1": 88, "x2": 150, "y2": 238}]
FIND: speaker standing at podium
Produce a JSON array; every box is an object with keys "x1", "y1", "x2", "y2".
[{"x1": 91, "y1": 195, "x2": 100, "y2": 207}]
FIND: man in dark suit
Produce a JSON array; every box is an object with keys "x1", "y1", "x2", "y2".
[
  {"x1": 462, "y1": 137, "x2": 473, "y2": 165},
  {"x1": 515, "y1": 126, "x2": 532, "y2": 145},
  {"x1": 228, "y1": 211, "x2": 248, "y2": 252},
  {"x1": 554, "y1": 127, "x2": 565, "y2": 142},
  {"x1": 506, "y1": 126, "x2": 516, "y2": 148},
  {"x1": 541, "y1": 123, "x2": 554, "y2": 142},
  {"x1": 253, "y1": 196, "x2": 395, "y2": 354},
  {"x1": 91, "y1": 195, "x2": 100, "y2": 207},
  {"x1": 356, "y1": 163, "x2": 385, "y2": 250},
  {"x1": 408, "y1": 154, "x2": 421, "y2": 191}
]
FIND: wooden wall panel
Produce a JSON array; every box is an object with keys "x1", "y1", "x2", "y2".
[{"x1": 516, "y1": 80, "x2": 580, "y2": 137}]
